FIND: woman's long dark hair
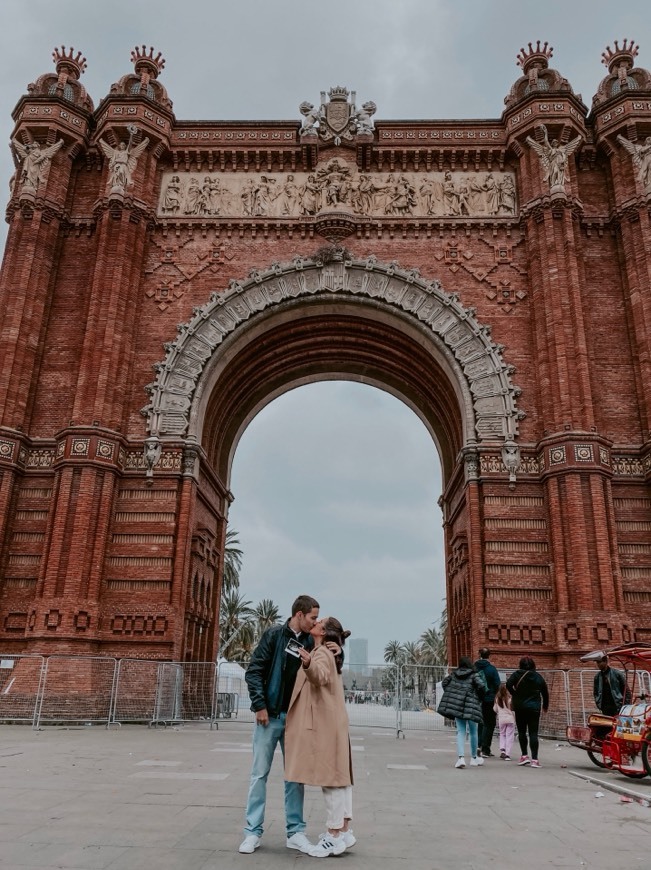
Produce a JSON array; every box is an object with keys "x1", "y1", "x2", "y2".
[{"x1": 322, "y1": 617, "x2": 350, "y2": 674}]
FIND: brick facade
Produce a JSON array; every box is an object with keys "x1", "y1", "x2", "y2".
[{"x1": 1, "y1": 42, "x2": 651, "y2": 665}]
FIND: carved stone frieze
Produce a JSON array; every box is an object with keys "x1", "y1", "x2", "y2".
[
  {"x1": 142, "y1": 256, "x2": 525, "y2": 446},
  {"x1": 158, "y1": 164, "x2": 517, "y2": 220}
]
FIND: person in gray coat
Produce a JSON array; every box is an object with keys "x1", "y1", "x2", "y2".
[{"x1": 437, "y1": 656, "x2": 486, "y2": 768}]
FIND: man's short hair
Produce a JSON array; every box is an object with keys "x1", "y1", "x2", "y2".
[
  {"x1": 597, "y1": 655, "x2": 608, "y2": 663},
  {"x1": 478, "y1": 647, "x2": 491, "y2": 659},
  {"x1": 291, "y1": 595, "x2": 320, "y2": 616}
]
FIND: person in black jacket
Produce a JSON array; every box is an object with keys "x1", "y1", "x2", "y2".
[
  {"x1": 474, "y1": 647, "x2": 501, "y2": 757},
  {"x1": 506, "y1": 656, "x2": 549, "y2": 768},
  {"x1": 593, "y1": 655, "x2": 628, "y2": 716},
  {"x1": 239, "y1": 594, "x2": 320, "y2": 855}
]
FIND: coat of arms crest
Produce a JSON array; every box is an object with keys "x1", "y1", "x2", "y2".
[{"x1": 299, "y1": 87, "x2": 377, "y2": 145}]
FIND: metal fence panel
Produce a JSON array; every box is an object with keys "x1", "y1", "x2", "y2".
[
  {"x1": 216, "y1": 660, "x2": 253, "y2": 722},
  {"x1": 112, "y1": 658, "x2": 162, "y2": 723},
  {"x1": 0, "y1": 655, "x2": 45, "y2": 725},
  {"x1": 567, "y1": 667, "x2": 651, "y2": 727},
  {"x1": 179, "y1": 662, "x2": 217, "y2": 723},
  {"x1": 36, "y1": 656, "x2": 117, "y2": 727},
  {"x1": 344, "y1": 662, "x2": 400, "y2": 732},
  {"x1": 397, "y1": 664, "x2": 449, "y2": 733}
]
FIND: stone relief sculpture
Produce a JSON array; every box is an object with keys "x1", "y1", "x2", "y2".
[
  {"x1": 617, "y1": 134, "x2": 651, "y2": 189},
  {"x1": 526, "y1": 124, "x2": 582, "y2": 192},
  {"x1": 12, "y1": 139, "x2": 64, "y2": 193},
  {"x1": 351, "y1": 100, "x2": 377, "y2": 134},
  {"x1": 99, "y1": 124, "x2": 150, "y2": 194},
  {"x1": 501, "y1": 439, "x2": 521, "y2": 485},
  {"x1": 157, "y1": 163, "x2": 518, "y2": 219},
  {"x1": 299, "y1": 101, "x2": 324, "y2": 136}
]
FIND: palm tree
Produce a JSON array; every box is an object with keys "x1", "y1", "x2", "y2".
[
  {"x1": 419, "y1": 627, "x2": 445, "y2": 666},
  {"x1": 383, "y1": 640, "x2": 405, "y2": 664},
  {"x1": 253, "y1": 598, "x2": 281, "y2": 641},
  {"x1": 219, "y1": 589, "x2": 254, "y2": 660},
  {"x1": 222, "y1": 528, "x2": 243, "y2": 594},
  {"x1": 402, "y1": 641, "x2": 422, "y2": 664}
]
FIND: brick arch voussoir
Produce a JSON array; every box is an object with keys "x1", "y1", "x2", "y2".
[{"x1": 142, "y1": 254, "x2": 524, "y2": 447}]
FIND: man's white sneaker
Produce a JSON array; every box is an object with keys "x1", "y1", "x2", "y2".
[
  {"x1": 470, "y1": 756, "x2": 484, "y2": 766},
  {"x1": 309, "y1": 834, "x2": 346, "y2": 857},
  {"x1": 341, "y1": 828, "x2": 356, "y2": 848},
  {"x1": 287, "y1": 832, "x2": 313, "y2": 853},
  {"x1": 238, "y1": 835, "x2": 261, "y2": 854},
  {"x1": 455, "y1": 757, "x2": 466, "y2": 768}
]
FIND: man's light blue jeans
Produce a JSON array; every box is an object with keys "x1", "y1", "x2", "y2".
[
  {"x1": 455, "y1": 717, "x2": 479, "y2": 758},
  {"x1": 243, "y1": 713, "x2": 306, "y2": 838}
]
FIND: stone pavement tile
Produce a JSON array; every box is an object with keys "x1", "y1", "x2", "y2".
[
  {"x1": 12, "y1": 845, "x2": 129, "y2": 869},
  {"x1": 0, "y1": 823, "x2": 43, "y2": 842},
  {"x1": 18, "y1": 824, "x2": 190, "y2": 849},
  {"x1": 103, "y1": 847, "x2": 215, "y2": 870}
]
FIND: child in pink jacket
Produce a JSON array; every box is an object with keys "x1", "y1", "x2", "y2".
[{"x1": 493, "y1": 684, "x2": 516, "y2": 760}]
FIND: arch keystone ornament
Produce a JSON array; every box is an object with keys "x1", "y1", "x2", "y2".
[{"x1": 142, "y1": 254, "x2": 525, "y2": 453}]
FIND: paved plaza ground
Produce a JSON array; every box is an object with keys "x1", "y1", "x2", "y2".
[{"x1": 0, "y1": 721, "x2": 650, "y2": 869}]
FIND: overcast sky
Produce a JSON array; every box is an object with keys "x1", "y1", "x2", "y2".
[{"x1": 2, "y1": 1, "x2": 650, "y2": 662}]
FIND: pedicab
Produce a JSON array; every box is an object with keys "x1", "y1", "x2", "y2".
[{"x1": 566, "y1": 642, "x2": 651, "y2": 779}]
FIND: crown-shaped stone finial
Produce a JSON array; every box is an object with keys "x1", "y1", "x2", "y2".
[
  {"x1": 130, "y1": 45, "x2": 166, "y2": 80},
  {"x1": 516, "y1": 41, "x2": 554, "y2": 74},
  {"x1": 52, "y1": 45, "x2": 87, "y2": 80},
  {"x1": 328, "y1": 86, "x2": 350, "y2": 100},
  {"x1": 601, "y1": 39, "x2": 639, "y2": 74}
]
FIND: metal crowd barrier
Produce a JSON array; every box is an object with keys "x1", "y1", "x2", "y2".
[
  {"x1": 0, "y1": 654, "x2": 648, "y2": 736},
  {"x1": 0, "y1": 655, "x2": 219, "y2": 729}
]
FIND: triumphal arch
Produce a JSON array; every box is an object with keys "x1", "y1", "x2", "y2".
[{"x1": 1, "y1": 40, "x2": 651, "y2": 665}]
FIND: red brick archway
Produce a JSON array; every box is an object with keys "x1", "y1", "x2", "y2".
[{"x1": 2, "y1": 44, "x2": 651, "y2": 666}]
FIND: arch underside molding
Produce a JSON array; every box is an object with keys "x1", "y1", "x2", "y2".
[{"x1": 142, "y1": 255, "x2": 525, "y2": 451}]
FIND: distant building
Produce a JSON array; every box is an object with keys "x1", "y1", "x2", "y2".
[{"x1": 348, "y1": 638, "x2": 369, "y2": 672}]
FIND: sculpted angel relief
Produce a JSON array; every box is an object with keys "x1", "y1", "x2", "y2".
[{"x1": 158, "y1": 161, "x2": 517, "y2": 219}]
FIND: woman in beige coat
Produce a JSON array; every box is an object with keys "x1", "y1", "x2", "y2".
[{"x1": 285, "y1": 617, "x2": 354, "y2": 858}]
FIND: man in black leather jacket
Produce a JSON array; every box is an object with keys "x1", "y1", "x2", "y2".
[
  {"x1": 593, "y1": 655, "x2": 628, "y2": 716},
  {"x1": 239, "y1": 594, "x2": 320, "y2": 855}
]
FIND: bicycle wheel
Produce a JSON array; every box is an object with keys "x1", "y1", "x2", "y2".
[
  {"x1": 587, "y1": 749, "x2": 607, "y2": 769},
  {"x1": 641, "y1": 740, "x2": 651, "y2": 777}
]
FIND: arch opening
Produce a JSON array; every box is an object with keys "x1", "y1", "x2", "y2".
[{"x1": 226, "y1": 380, "x2": 446, "y2": 664}]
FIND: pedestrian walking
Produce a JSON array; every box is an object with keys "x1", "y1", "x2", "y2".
[
  {"x1": 506, "y1": 656, "x2": 549, "y2": 768},
  {"x1": 493, "y1": 683, "x2": 516, "y2": 760},
  {"x1": 474, "y1": 647, "x2": 501, "y2": 757},
  {"x1": 437, "y1": 656, "x2": 486, "y2": 768}
]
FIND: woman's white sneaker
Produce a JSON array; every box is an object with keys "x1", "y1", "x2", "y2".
[
  {"x1": 309, "y1": 834, "x2": 346, "y2": 857},
  {"x1": 455, "y1": 757, "x2": 466, "y2": 768},
  {"x1": 341, "y1": 829, "x2": 356, "y2": 848}
]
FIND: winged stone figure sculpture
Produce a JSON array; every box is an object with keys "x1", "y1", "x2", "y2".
[
  {"x1": 99, "y1": 128, "x2": 150, "y2": 193},
  {"x1": 617, "y1": 135, "x2": 651, "y2": 190},
  {"x1": 526, "y1": 124, "x2": 582, "y2": 191},
  {"x1": 12, "y1": 139, "x2": 64, "y2": 193}
]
